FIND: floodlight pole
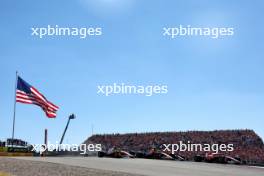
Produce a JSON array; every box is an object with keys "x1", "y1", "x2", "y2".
[{"x1": 59, "y1": 114, "x2": 75, "y2": 144}]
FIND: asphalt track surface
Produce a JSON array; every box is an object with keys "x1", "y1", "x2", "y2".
[{"x1": 14, "y1": 157, "x2": 264, "y2": 176}]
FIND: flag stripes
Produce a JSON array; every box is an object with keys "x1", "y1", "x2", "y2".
[{"x1": 16, "y1": 76, "x2": 59, "y2": 118}]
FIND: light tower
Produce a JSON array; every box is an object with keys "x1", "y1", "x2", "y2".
[{"x1": 59, "y1": 114, "x2": 76, "y2": 144}]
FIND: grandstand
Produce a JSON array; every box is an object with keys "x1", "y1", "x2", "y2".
[
  {"x1": 85, "y1": 129, "x2": 264, "y2": 164},
  {"x1": 0, "y1": 140, "x2": 5, "y2": 147},
  {"x1": 0, "y1": 138, "x2": 34, "y2": 156},
  {"x1": 6, "y1": 138, "x2": 28, "y2": 147}
]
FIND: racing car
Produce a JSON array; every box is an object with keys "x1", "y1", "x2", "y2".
[{"x1": 194, "y1": 153, "x2": 242, "y2": 164}]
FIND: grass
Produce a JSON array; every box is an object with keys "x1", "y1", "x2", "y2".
[{"x1": 0, "y1": 172, "x2": 11, "y2": 176}]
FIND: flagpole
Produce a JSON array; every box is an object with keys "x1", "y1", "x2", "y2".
[{"x1": 11, "y1": 71, "x2": 18, "y2": 146}]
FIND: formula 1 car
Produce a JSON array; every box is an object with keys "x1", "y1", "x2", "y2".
[
  {"x1": 129, "y1": 149, "x2": 175, "y2": 160},
  {"x1": 169, "y1": 153, "x2": 186, "y2": 161},
  {"x1": 98, "y1": 148, "x2": 134, "y2": 158},
  {"x1": 194, "y1": 153, "x2": 242, "y2": 164}
]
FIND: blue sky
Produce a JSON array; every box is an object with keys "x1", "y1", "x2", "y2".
[{"x1": 0, "y1": 0, "x2": 264, "y2": 145}]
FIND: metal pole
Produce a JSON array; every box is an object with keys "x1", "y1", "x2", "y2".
[
  {"x1": 59, "y1": 114, "x2": 75, "y2": 145},
  {"x1": 44, "y1": 129, "x2": 48, "y2": 156},
  {"x1": 60, "y1": 117, "x2": 71, "y2": 144},
  {"x1": 11, "y1": 71, "x2": 18, "y2": 146}
]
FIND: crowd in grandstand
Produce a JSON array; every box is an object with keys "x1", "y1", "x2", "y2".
[{"x1": 87, "y1": 130, "x2": 264, "y2": 164}]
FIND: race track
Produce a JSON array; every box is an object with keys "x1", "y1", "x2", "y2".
[{"x1": 14, "y1": 157, "x2": 264, "y2": 176}]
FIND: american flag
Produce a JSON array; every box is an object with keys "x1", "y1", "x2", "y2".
[{"x1": 16, "y1": 76, "x2": 59, "y2": 118}]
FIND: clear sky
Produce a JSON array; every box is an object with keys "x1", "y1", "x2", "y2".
[{"x1": 0, "y1": 0, "x2": 264, "y2": 145}]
